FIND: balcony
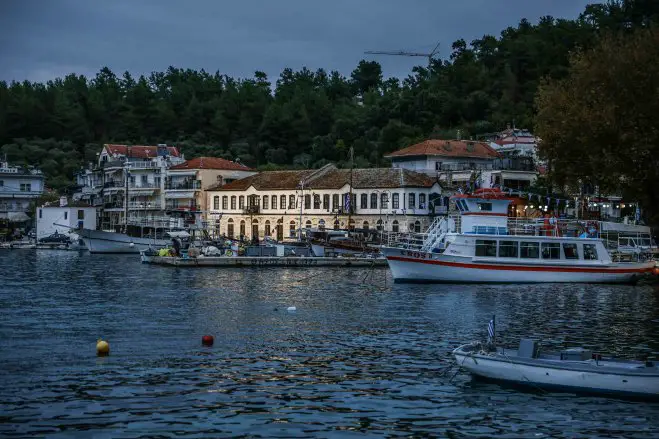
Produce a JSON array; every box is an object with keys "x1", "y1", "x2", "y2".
[
  {"x1": 437, "y1": 159, "x2": 537, "y2": 172},
  {"x1": 165, "y1": 181, "x2": 201, "y2": 190},
  {"x1": 129, "y1": 182, "x2": 160, "y2": 189},
  {"x1": 243, "y1": 205, "x2": 260, "y2": 215},
  {"x1": 127, "y1": 201, "x2": 162, "y2": 210},
  {"x1": 103, "y1": 202, "x2": 124, "y2": 209},
  {"x1": 165, "y1": 201, "x2": 199, "y2": 211}
]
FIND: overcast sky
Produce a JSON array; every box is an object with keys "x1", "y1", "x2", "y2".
[{"x1": 1, "y1": 0, "x2": 597, "y2": 84}]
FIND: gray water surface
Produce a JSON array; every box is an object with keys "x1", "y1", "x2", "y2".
[{"x1": 1, "y1": 251, "x2": 658, "y2": 438}]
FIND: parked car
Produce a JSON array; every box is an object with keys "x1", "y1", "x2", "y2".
[{"x1": 39, "y1": 232, "x2": 71, "y2": 244}]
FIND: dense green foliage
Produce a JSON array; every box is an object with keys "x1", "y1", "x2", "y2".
[{"x1": 1, "y1": 0, "x2": 657, "y2": 192}]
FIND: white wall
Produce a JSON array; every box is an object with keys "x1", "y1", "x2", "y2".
[{"x1": 36, "y1": 207, "x2": 97, "y2": 239}]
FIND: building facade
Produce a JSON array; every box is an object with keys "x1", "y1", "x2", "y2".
[
  {"x1": 0, "y1": 160, "x2": 45, "y2": 222},
  {"x1": 387, "y1": 139, "x2": 538, "y2": 191},
  {"x1": 166, "y1": 157, "x2": 256, "y2": 213},
  {"x1": 36, "y1": 198, "x2": 97, "y2": 240},
  {"x1": 206, "y1": 164, "x2": 442, "y2": 241}
]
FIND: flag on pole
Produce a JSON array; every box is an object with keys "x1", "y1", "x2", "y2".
[
  {"x1": 344, "y1": 193, "x2": 351, "y2": 212},
  {"x1": 487, "y1": 317, "x2": 495, "y2": 344}
]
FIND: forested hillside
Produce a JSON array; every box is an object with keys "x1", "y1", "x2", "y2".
[{"x1": 1, "y1": 0, "x2": 657, "y2": 190}]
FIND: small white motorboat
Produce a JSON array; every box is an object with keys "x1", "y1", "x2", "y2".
[{"x1": 454, "y1": 319, "x2": 659, "y2": 399}]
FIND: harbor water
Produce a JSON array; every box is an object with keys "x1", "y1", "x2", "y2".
[{"x1": 1, "y1": 251, "x2": 658, "y2": 437}]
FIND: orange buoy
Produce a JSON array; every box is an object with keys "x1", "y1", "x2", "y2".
[
  {"x1": 653, "y1": 267, "x2": 659, "y2": 276},
  {"x1": 96, "y1": 339, "x2": 110, "y2": 356},
  {"x1": 201, "y1": 335, "x2": 214, "y2": 346}
]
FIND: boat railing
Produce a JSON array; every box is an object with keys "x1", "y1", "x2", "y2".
[{"x1": 386, "y1": 231, "x2": 428, "y2": 250}]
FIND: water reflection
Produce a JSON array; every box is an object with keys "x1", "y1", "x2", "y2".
[{"x1": 0, "y1": 251, "x2": 658, "y2": 437}]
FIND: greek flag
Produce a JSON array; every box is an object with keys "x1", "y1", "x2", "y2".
[
  {"x1": 487, "y1": 318, "x2": 495, "y2": 343},
  {"x1": 344, "y1": 194, "x2": 351, "y2": 211}
]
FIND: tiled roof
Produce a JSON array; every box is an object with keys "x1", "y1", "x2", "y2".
[
  {"x1": 385, "y1": 139, "x2": 500, "y2": 160},
  {"x1": 104, "y1": 144, "x2": 181, "y2": 158},
  {"x1": 211, "y1": 166, "x2": 436, "y2": 191},
  {"x1": 169, "y1": 157, "x2": 253, "y2": 171}
]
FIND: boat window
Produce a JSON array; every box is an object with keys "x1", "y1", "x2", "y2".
[
  {"x1": 563, "y1": 243, "x2": 578, "y2": 259},
  {"x1": 78, "y1": 209, "x2": 84, "y2": 220},
  {"x1": 475, "y1": 240, "x2": 497, "y2": 257},
  {"x1": 520, "y1": 242, "x2": 540, "y2": 258},
  {"x1": 231, "y1": 196, "x2": 236, "y2": 210},
  {"x1": 360, "y1": 194, "x2": 367, "y2": 209},
  {"x1": 370, "y1": 193, "x2": 377, "y2": 209},
  {"x1": 222, "y1": 196, "x2": 228, "y2": 210},
  {"x1": 392, "y1": 193, "x2": 400, "y2": 209},
  {"x1": 583, "y1": 243, "x2": 598, "y2": 260},
  {"x1": 499, "y1": 241, "x2": 518, "y2": 258},
  {"x1": 541, "y1": 242, "x2": 561, "y2": 259},
  {"x1": 477, "y1": 202, "x2": 492, "y2": 211},
  {"x1": 64, "y1": 212, "x2": 68, "y2": 220},
  {"x1": 392, "y1": 220, "x2": 399, "y2": 233}
]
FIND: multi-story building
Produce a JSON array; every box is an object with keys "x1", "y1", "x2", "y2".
[
  {"x1": 166, "y1": 157, "x2": 255, "y2": 213},
  {"x1": 206, "y1": 164, "x2": 441, "y2": 241},
  {"x1": 386, "y1": 139, "x2": 538, "y2": 191},
  {"x1": 0, "y1": 160, "x2": 45, "y2": 223}
]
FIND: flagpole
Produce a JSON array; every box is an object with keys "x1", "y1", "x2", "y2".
[{"x1": 492, "y1": 314, "x2": 496, "y2": 345}]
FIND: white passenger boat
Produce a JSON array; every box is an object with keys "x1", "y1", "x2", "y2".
[
  {"x1": 382, "y1": 188, "x2": 655, "y2": 283},
  {"x1": 454, "y1": 320, "x2": 659, "y2": 399}
]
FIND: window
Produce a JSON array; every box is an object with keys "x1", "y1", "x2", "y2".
[
  {"x1": 289, "y1": 221, "x2": 296, "y2": 238},
  {"x1": 408, "y1": 193, "x2": 416, "y2": 209},
  {"x1": 213, "y1": 196, "x2": 220, "y2": 210},
  {"x1": 289, "y1": 195, "x2": 296, "y2": 209},
  {"x1": 475, "y1": 239, "x2": 497, "y2": 257},
  {"x1": 583, "y1": 244, "x2": 598, "y2": 260},
  {"x1": 240, "y1": 220, "x2": 246, "y2": 237},
  {"x1": 381, "y1": 193, "x2": 388, "y2": 209},
  {"x1": 0, "y1": 180, "x2": 3, "y2": 187},
  {"x1": 304, "y1": 194, "x2": 311, "y2": 209},
  {"x1": 360, "y1": 193, "x2": 368, "y2": 209},
  {"x1": 64, "y1": 211, "x2": 68, "y2": 220},
  {"x1": 20, "y1": 183, "x2": 31, "y2": 192},
  {"x1": 414, "y1": 221, "x2": 421, "y2": 233},
  {"x1": 222, "y1": 196, "x2": 228, "y2": 210},
  {"x1": 263, "y1": 195, "x2": 269, "y2": 210},
  {"x1": 323, "y1": 194, "x2": 329, "y2": 211},
  {"x1": 306, "y1": 220, "x2": 312, "y2": 230},
  {"x1": 563, "y1": 243, "x2": 579, "y2": 259},
  {"x1": 313, "y1": 194, "x2": 320, "y2": 209},
  {"x1": 370, "y1": 193, "x2": 377, "y2": 209},
  {"x1": 376, "y1": 219, "x2": 383, "y2": 231},
  {"x1": 271, "y1": 195, "x2": 277, "y2": 210},
  {"x1": 239, "y1": 196, "x2": 245, "y2": 209},
  {"x1": 280, "y1": 195, "x2": 286, "y2": 210},
  {"x1": 141, "y1": 175, "x2": 148, "y2": 184},
  {"x1": 392, "y1": 193, "x2": 400, "y2": 209},
  {"x1": 265, "y1": 220, "x2": 271, "y2": 237},
  {"x1": 419, "y1": 194, "x2": 426, "y2": 209},
  {"x1": 38, "y1": 209, "x2": 42, "y2": 219},
  {"x1": 520, "y1": 242, "x2": 540, "y2": 258},
  {"x1": 392, "y1": 220, "x2": 399, "y2": 233},
  {"x1": 477, "y1": 202, "x2": 493, "y2": 211},
  {"x1": 227, "y1": 219, "x2": 234, "y2": 238},
  {"x1": 542, "y1": 243, "x2": 561, "y2": 259},
  {"x1": 332, "y1": 194, "x2": 339, "y2": 210},
  {"x1": 334, "y1": 220, "x2": 340, "y2": 230},
  {"x1": 230, "y1": 196, "x2": 236, "y2": 209},
  {"x1": 363, "y1": 221, "x2": 369, "y2": 230},
  {"x1": 78, "y1": 210, "x2": 84, "y2": 220},
  {"x1": 499, "y1": 241, "x2": 519, "y2": 258},
  {"x1": 435, "y1": 161, "x2": 442, "y2": 171},
  {"x1": 155, "y1": 176, "x2": 161, "y2": 187},
  {"x1": 319, "y1": 219, "x2": 326, "y2": 230}
]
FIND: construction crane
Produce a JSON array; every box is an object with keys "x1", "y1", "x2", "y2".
[{"x1": 365, "y1": 42, "x2": 440, "y2": 63}]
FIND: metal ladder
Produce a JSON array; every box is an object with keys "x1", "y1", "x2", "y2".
[{"x1": 421, "y1": 217, "x2": 448, "y2": 252}]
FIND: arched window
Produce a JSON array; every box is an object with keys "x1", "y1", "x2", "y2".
[
  {"x1": 363, "y1": 221, "x2": 369, "y2": 230},
  {"x1": 392, "y1": 220, "x2": 399, "y2": 233},
  {"x1": 304, "y1": 194, "x2": 311, "y2": 209},
  {"x1": 360, "y1": 193, "x2": 368, "y2": 209},
  {"x1": 240, "y1": 220, "x2": 246, "y2": 237},
  {"x1": 222, "y1": 196, "x2": 228, "y2": 210},
  {"x1": 289, "y1": 194, "x2": 296, "y2": 209},
  {"x1": 276, "y1": 218, "x2": 283, "y2": 241},
  {"x1": 289, "y1": 220, "x2": 296, "y2": 238},
  {"x1": 319, "y1": 219, "x2": 326, "y2": 230},
  {"x1": 239, "y1": 196, "x2": 245, "y2": 209},
  {"x1": 265, "y1": 220, "x2": 271, "y2": 237},
  {"x1": 305, "y1": 219, "x2": 312, "y2": 230},
  {"x1": 252, "y1": 218, "x2": 259, "y2": 239},
  {"x1": 348, "y1": 219, "x2": 355, "y2": 231},
  {"x1": 381, "y1": 193, "x2": 389, "y2": 209},
  {"x1": 230, "y1": 196, "x2": 236, "y2": 209},
  {"x1": 227, "y1": 218, "x2": 235, "y2": 238},
  {"x1": 262, "y1": 195, "x2": 269, "y2": 210},
  {"x1": 414, "y1": 220, "x2": 421, "y2": 233},
  {"x1": 213, "y1": 195, "x2": 219, "y2": 210},
  {"x1": 370, "y1": 193, "x2": 377, "y2": 209},
  {"x1": 376, "y1": 219, "x2": 383, "y2": 231},
  {"x1": 392, "y1": 193, "x2": 400, "y2": 209},
  {"x1": 280, "y1": 195, "x2": 286, "y2": 210},
  {"x1": 334, "y1": 220, "x2": 340, "y2": 230}
]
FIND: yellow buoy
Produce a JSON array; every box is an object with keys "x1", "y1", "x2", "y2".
[{"x1": 96, "y1": 339, "x2": 110, "y2": 356}]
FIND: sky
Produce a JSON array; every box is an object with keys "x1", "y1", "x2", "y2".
[{"x1": 0, "y1": 0, "x2": 597, "y2": 84}]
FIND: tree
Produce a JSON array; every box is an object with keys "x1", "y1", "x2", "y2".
[{"x1": 535, "y1": 27, "x2": 659, "y2": 223}]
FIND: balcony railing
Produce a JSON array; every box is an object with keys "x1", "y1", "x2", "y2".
[
  {"x1": 103, "y1": 202, "x2": 124, "y2": 209},
  {"x1": 437, "y1": 160, "x2": 537, "y2": 172},
  {"x1": 243, "y1": 205, "x2": 260, "y2": 215},
  {"x1": 129, "y1": 182, "x2": 160, "y2": 189},
  {"x1": 165, "y1": 202, "x2": 199, "y2": 210},
  {"x1": 165, "y1": 181, "x2": 202, "y2": 190},
  {"x1": 127, "y1": 201, "x2": 162, "y2": 210}
]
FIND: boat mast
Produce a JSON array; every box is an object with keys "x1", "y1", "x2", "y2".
[
  {"x1": 348, "y1": 146, "x2": 354, "y2": 234},
  {"x1": 298, "y1": 179, "x2": 304, "y2": 241}
]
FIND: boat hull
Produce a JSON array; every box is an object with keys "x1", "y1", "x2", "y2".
[
  {"x1": 79, "y1": 228, "x2": 168, "y2": 254},
  {"x1": 454, "y1": 349, "x2": 659, "y2": 399},
  {"x1": 383, "y1": 247, "x2": 654, "y2": 283}
]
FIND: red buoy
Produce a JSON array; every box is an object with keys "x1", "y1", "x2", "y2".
[{"x1": 201, "y1": 335, "x2": 214, "y2": 346}]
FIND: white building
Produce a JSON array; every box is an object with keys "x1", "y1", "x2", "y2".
[
  {"x1": 487, "y1": 127, "x2": 539, "y2": 160},
  {"x1": 206, "y1": 164, "x2": 442, "y2": 241},
  {"x1": 386, "y1": 139, "x2": 538, "y2": 191},
  {"x1": 0, "y1": 160, "x2": 45, "y2": 222},
  {"x1": 36, "y1": 198, "x2": 97, "y2": 240}
]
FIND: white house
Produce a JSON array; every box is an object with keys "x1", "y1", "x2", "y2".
[
  {"x1": 386, "y1": 139, "x2": 538, "y2": 191},
  {"x1": 206, "y1": 164, "x2": 442, "y2": 241},
  {"x1": 36, "y1": 198, "x2": 97, "y2": 240},
  {"x1": 0, "y1": 160, "x2": 45, "y2": 222}
]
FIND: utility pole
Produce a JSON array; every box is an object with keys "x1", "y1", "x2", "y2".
[{"x1": 298, "y1": 179, "x2": 304, "y2": 241}]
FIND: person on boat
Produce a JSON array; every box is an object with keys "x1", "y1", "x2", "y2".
[
  {"x1": 549, "y1": 212, "x2": 558, "y2": 236},
  {"x1": 171, "y1": 237, "x2": 181, "y2": 257}
]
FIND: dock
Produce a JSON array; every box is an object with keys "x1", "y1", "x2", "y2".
[{"x1": 142, "y1": 255, "x2": 389, "y2": 268}]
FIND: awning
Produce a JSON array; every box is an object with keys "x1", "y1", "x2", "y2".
[
  {"x1": 165, "y1": 191, "x2": 195, "y2": 199},
  {"x1": 128, "y1": 189, "x2": 155, "y2": 196},
  {"x1": 7, "y1": 212, "x2": 30, "y2": 222}
]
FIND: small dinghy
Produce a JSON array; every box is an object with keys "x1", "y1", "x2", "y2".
[{"x1": 453, "y1": 318, "x2": 659, "y2": 399}]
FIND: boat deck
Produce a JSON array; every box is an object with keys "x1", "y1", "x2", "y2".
[{"x1": 142, "y1": 255, "x2": 389, "y2": 268}]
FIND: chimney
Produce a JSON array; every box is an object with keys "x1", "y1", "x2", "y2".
[{"x1": 60, "y1": 197, "x2": 68, "y2": 207}]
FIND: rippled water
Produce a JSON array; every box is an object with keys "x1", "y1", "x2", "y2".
[{"x1": 1, "y1": 250, "x2": 658, "y2": 437}]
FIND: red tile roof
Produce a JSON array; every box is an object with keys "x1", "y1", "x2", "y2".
[
  {"x1": 385, "y1": 139, "x2": 500, "y2": 160},
  {"x1": 104, "y1": 144, "x2": 181, "y2": 158},
  {"x1": 169, "y1": 157, "x2": 253, "y2": 171}
]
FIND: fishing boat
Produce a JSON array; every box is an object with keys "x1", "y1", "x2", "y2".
[
  {"x1": 308, "y1": 229, "x2": 381, "y2": 257},
  {"x1": 454, "y1": 318, "x2": 659, "y2": 399},
  {"x1": 382, "y1": 188, "x2": 655, "y2": 283}
]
